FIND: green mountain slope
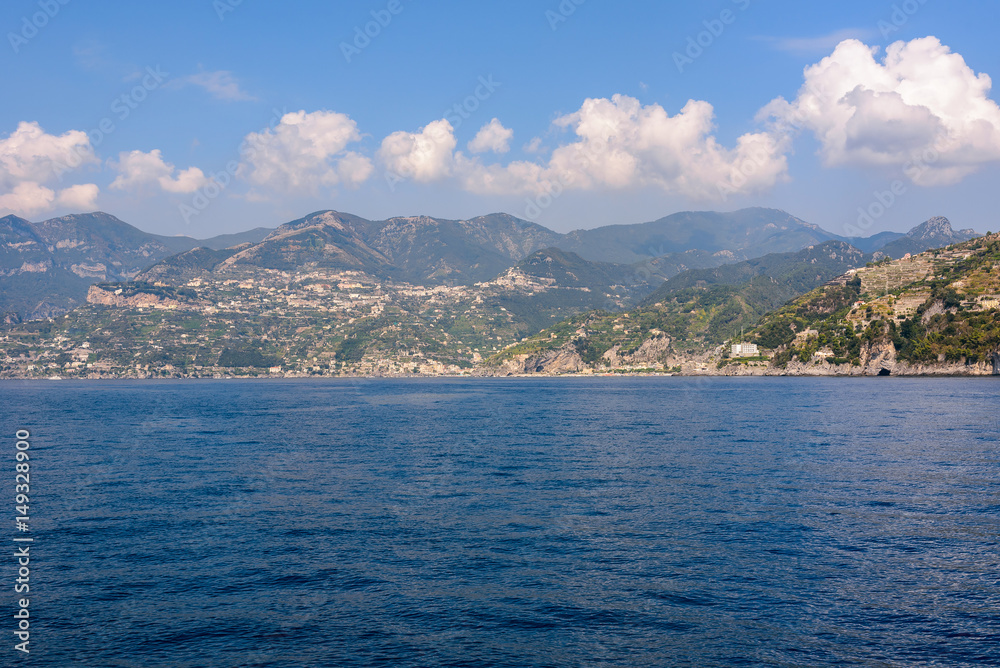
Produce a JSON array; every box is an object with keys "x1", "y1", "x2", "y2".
[
  {"x1": 749, "y1": 233, "x2": 1000, "y2": 374},
  {"x1": 488, "y1": 241, "x2": 869, "y2": 373}
]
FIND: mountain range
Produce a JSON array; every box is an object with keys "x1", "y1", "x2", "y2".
[
  {"x1": 0, "y1": 208, "x2": 979, "y2": 321},
  {"x1": 489, "y1": 240, "x2": 871, "y2": 374},
  {"x1": 489, "y1": 231, "x2": 1000, "y2": 377},
  {"x1": 0, "y1": 212, "x2": 271, "y2": 319}
]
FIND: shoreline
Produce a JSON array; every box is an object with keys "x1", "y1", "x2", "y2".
[{"x1": 2, "y1": 370, "x2": 997, "y2": 382}]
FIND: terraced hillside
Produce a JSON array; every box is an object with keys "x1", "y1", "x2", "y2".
[{"x1": 747, "y1": 234, "x2": 1000, "y2": 375}]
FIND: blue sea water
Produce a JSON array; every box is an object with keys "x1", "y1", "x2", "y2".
[{"x1": 2, "y1": 377, "x2": 999, "y2": 667}]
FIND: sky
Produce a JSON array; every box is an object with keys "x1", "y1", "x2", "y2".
[{"x1": 2, "y1": 0, "x2": 1000, "y2": 239}]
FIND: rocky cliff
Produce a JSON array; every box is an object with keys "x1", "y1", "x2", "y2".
[{"x1": 87, "y1": 285, "x2": 185, "y2": 309}]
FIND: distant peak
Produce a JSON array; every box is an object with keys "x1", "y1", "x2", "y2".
[{"x1": 907, "y1": 216, "x2": 953, "y2": 240}]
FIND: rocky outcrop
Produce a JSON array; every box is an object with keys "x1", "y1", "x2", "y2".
[
  {"x1": 491, "y1": 345, "x2": 585, "y2": 376},
  {"x1": 601, "y1": 334, "x2": 673, "y2": 368},
  {"x1": 71, "y1": 262, "x2": 109, "y2": 279},
  {"x1": 861, "y1": 340, "x2": 898, "y2": 376},
  {"x1": 86, "y1": 285, "x2": 183, "y2": 309}
]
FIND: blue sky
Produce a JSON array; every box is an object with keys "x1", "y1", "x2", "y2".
[{"x1": 2, "y1": 0, "x2": 999, "y2": 238}]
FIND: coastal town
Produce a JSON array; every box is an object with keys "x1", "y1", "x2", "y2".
[{"x1": 0, "y1": 264, "x2": 608, "y2": 379}]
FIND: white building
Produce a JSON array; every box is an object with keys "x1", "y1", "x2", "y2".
[{"x1": 731, "y1": 342, "x2": 759, "y2": 357}]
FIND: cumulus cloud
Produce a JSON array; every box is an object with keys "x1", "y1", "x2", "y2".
[
  {"x1": 523, "y1": 137, "x2": 544, "y2": 154},
  {"x1": 443, "y1": 95, "x2": 789, "y2": 199},
  {"x1": 0, "y1": 182, "x2": 56, "y2": 216},
  {"x1": 0, "y1": 122, "x2": 100, "y2": 216},
  {"x1": 241, "y1": 110, "x2": 373, "y2": 192},
  {"x1": 759, "y1": 36, "x2": 1000, "y2": 185},
  {"x1": 0, "y1": 122, "x2": 96, "y2": 186},
  {"x1": 543, "y1": 95, "x2": 787, "y2": 196},
  {"x1": 110, "y1": 149, "x2": 212, "y2": 194},
  {"x1": 56, "y1": 183, "x2": 100, "y2": 210},
  {"x1": 379, "y1": 119, "x2": 457, "y2": 182},
  {"x1": 468, "y1": 118, "x2": 514, "y2": 154},
  {"x1": 177, "y1": 70, "x2": 255, "y2": 102}
]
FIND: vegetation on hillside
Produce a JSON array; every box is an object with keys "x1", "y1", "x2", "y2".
[{"x1": 754, "y1": 235, "x2": 1000, "y2": 368}]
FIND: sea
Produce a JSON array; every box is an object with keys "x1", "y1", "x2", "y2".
[{"x1": 2, "y1": 377, "x2": 998, "y2": 667}]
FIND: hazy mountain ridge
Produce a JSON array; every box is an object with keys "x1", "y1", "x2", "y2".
[
  {"x1": 3, "y1": 226, "x2": 995, "y2": 379},
  {"x1": 1, "y1": 209, "x2": 980, "y2": 324},
  {"x1": 875, "y1": 216, "x2": 978, "y2": 259},
  {"x1": 556, "y1": 208, "x2": 843, "y2": 264},
  {"x1": 0, "y1": 212, "x2": 274, "y2": 319},
  {"x1": 142, "y1": 207, "x2": 884, "y2": 286},
  {"x1": 488, "y1": 240, "x2": 872, "y2": 375}
]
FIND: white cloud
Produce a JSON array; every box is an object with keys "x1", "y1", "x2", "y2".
[
  {"x1": 56, "y1": 183, "x2": 100, "y2": 210},
  {"x1": 452, "y1": 95, "x2": 789, "y2": 199},
  {"x1": 455, "y1": 155, "x2": 547, "y2": 196},
  {"x1": 0, "y1": 122, "x2": 100, "y2": 216},
  {"x1": 110, "y1": 149, "x2": 211, "y2": 194},
  {"x1": 178, "y1": 70, "x2": 255, "y2": 102},
  {"x1": 760, "y1": 36, "x2": 1000, "y2": 185},
  {"x1": 468, "y1": 118, "x2": 513, "y2": 154},
  {"x1": 0, "y1": 121, "x2": 96, "y2": 187},
  {"x1": 523, "y1": 137, "x2": 544, "y2": 154},
  {"x1": 379, "y1": 119, "x2": 457, "y2": 182},
  {"x1": 0, "y1": 182, "x2": 55, "y2": 216},
  {"x1": 241, "y1": 110, "x2": 373, "y2": 193}
]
